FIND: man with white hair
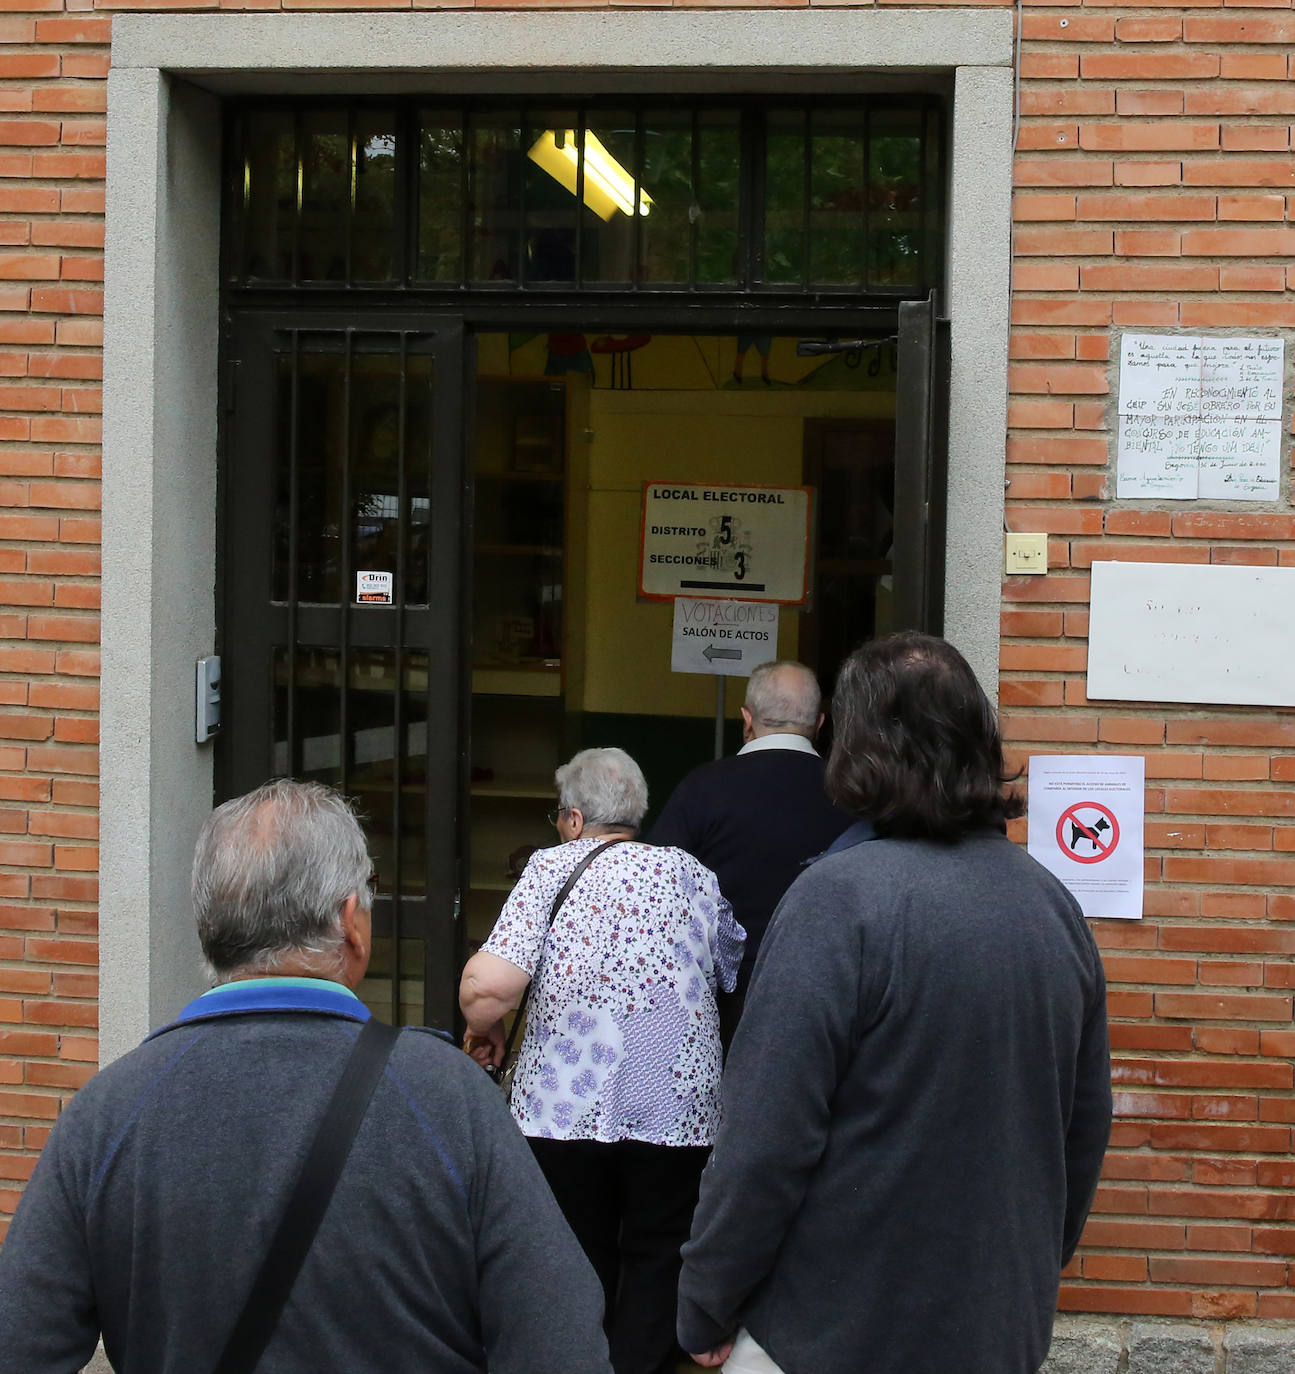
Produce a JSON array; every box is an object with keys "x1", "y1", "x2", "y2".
[
  {"x1": 650, "y1": 661, "x2": 850, "y2": 1046},
  {"x1": 0, "y1": 779, "x2": 610, "y2": 1374}
]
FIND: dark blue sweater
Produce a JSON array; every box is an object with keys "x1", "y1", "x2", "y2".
[
  {"x1": 0, "y1": 987, "x2": 611, "y2": 1374},
  {"x1": 678, "y1": 829, "x2": 1112, "y2": 1374},
  {"x1": 649, "y1": 746, "x2": 851, "y2": 993}
]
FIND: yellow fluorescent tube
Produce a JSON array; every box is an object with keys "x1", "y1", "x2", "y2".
[{"x1": 527, "y1": 129, "x2": 652, "y2": 221}]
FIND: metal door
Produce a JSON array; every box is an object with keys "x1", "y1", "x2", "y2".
[
  {"x1": 221, "y1": 314, "x2": 467, "y2": 1030},
  {"x1": 892, "y1": 291, "x2": 949, "y2": 634}
]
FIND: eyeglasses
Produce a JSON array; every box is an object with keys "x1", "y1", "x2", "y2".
[{"x1": 546, "y1": 807, "x2": 569, "y2": 826}]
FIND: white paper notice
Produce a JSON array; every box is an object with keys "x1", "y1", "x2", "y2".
[
  {"x1": 671, "y1": 598, "x2": 778, "y2": 677},
  {"x1": 355, "y1": 570, "x2": 393, "y2": 605},
  {"x1": 1026, "y1": 755, "x2": 1145, "y2": 921},
  {"x1": 1087, "y1": 560, "x2": 1295, "y2": 708},
  {"x1": 1116, "y1": 334, "x2": 1283, "y2": 501}
]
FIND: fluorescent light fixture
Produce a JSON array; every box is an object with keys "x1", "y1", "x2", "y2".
[{"x1": 527, "y1": 129, "x2": 652, "y2": 221}]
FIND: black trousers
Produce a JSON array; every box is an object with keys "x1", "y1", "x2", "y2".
[{"x1": 528, "y1": 1137, "x2": 710, "y2": 1374}]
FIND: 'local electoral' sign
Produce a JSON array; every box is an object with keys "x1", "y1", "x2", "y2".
[
  {"x1": 671, "y1": 598, "x2": 779, "y2": 678},
  {"x1": 639, "y1": 482, "x2": 813, "y2": 604}
]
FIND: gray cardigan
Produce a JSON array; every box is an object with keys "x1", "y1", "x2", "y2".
[
  {"x1": 0, "y1": 1006, "x2": 611, "y2": 1374},
  {"x1": 677, "y1": 828, "x2": 1112, "y2": 1374}
]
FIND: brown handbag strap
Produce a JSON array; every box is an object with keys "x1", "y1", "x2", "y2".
[{"x1": 500, "y1": 838, "x2": 626, "y2": 1064}]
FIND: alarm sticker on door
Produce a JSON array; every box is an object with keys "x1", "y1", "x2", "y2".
[{"x1": 356, "y1": 571, "x2": 393, "y2": 605}]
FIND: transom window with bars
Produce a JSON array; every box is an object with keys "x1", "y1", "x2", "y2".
[{"x1": 227, "y1": 98, "x2": 946, "y2": 297}]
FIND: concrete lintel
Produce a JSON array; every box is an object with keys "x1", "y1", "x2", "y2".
[{"x1": 110, "y1": 10, "x2": 1014, "y2": 83}]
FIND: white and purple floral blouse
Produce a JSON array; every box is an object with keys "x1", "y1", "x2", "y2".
[{"x1": 482, "y1": 837, "x2": 745, "y2": 1147}]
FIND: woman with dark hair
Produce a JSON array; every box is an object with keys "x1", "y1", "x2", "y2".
[
  {"x1": 678, "y1": 633, "x2": 1111, "y2": 1374},
  {"x1": 825, "y1": 629, "x2": 1024, "y2": 841}
]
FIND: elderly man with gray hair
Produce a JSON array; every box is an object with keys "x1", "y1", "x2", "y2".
[
  {"x1": 650, "y1": 661, "x2": 850, "y2": 1047},
  {"x1": 0, "y1": 778, "x2": 611, "y2": 1374}
]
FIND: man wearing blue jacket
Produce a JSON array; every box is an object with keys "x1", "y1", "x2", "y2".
[{"x1": 0, "y1": 779, "x2": 611, "y2": 1374}]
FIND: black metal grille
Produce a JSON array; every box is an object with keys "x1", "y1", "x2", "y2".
[
  {"x1": 222, "y1": 319, "x2": 466, "y2": 1029},
  {"x1": 226, "y1": 97, "x2": 946, "y2": 300}
]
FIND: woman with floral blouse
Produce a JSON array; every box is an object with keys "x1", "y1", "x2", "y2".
[{"x1": 460, "y1": 746, "x2": 744, "y2": 1374}]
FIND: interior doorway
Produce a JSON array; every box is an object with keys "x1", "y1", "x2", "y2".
[{"x1": 462, "y1": 330, "x2": 907, "y2": 961}]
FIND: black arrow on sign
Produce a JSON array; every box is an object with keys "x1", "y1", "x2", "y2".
[{"x1": 703, "y1": 645, "x2": 742, "y2": 662}]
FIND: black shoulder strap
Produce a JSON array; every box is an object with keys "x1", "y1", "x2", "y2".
[
  {"x1": 212, "y1": 1016, "x2": 401, "y2": 1374},
  {"x1": 500, "y1": 837, "x2": 626, "y2": 1066}
]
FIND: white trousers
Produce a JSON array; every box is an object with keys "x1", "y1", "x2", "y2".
[{"x1": 721, "y1": 1329, "x2": 786, "y2": 1374}]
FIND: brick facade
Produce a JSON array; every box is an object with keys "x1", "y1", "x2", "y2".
[
  {"x1": 1, "y1": 0, "x2": 1293, "y2": 1333},
  {"x1": 1005, "y1": 0, "x2": 1295, "y2": 1324}
]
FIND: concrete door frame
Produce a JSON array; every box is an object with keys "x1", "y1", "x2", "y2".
[{"x1": 101, "y1": 9, "x2": 1014, "y2": 1064}]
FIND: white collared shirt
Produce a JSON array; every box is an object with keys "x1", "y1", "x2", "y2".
[{"x1": 738, "y1": 732, "x2": 819, "y2": 757}]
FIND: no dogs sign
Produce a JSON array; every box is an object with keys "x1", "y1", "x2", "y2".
[
  {"x1": 1056, "y1": 801, "x2": 1120, "y2": 865},
  {"x1": 1027, "y1": 756, "x2": 1145, "y2": 920}
]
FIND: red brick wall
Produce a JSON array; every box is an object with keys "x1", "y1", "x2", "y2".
[
  {"x1": 1005, "y1": 0, "x2": 1295, "y2": 1322},
  {"x1": 0, "y1": 5, "x2": 105, "y2": 1229},
  {"x1": 0, "y1": 0, "x2": 1292, "y2": 1322}
]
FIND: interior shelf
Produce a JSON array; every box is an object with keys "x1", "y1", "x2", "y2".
[
  {"x1": 470, "y1": 775, "x2": 554, "y2": 799},
  {"x1": 476, "y1": 470, "x2": 564, "y2": 484},
  {"x1": 472, "y1": 667, "x2": 562, "y2": 697},
  {"x1": 470, "y1": 868, "x2": 520, "y2": 894},
  {"x1": 475, "y1": 543, "x2": 563, "y2": 558}
]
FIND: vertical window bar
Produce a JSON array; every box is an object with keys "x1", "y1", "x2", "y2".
[
  {"x1": 237, "y1": 115, "x2": 251, "y2": 284},
  {"x1": 632, "y1": 108, "x2": 645, "y2": 290},
  {"x1": 287, "y1": 330, "x2": 301, "y2": 775},
  {"x1": 459, "y1": 106, "x2": 472, "y2": 290},
  {"x1": 394, "y1": 104, "x2": 411, "y2": 287},
  {"x1": 802, "y1": 107, "x2": 813, "y2": 293},
  {"x1": 517, "y1": 108, "x2": 529, "y2": 289},
  {"x1": 292, "y1": 111, "x2": 304, "y2": 287},
  {"x1": 863, "y1": 105, "x2": 873, "y2": 294},
  {"x1": 688, "y1": 108, "x2": 700, "y2": 292},
  {"x1": 916, "y1": 102, "x2": 928, "y2": 297},
  {"x1": 928, "y1": 100, "x2": 944, "y2": 302},
  {"x1": 421, "y1": 334, "x2": 443, "y2": 1031},
  {"x1": 744, "y1": 108, "x2": 762, "y2": 289},
  {"x1": 574, "y1": 110, "x2": 587, "y2": 288},
  {"x1": 346, "y1": 107, "x2": 357, "y2": 286},
  {"x1": 862, "y1": 106, "x2": 873, "y2": 289},
  {"x1": 339, "y1": 330, "x2": 354, "y2": 796},
  {"x1": 392, "y1": 333, "x2": 409, "y2": 1024}
]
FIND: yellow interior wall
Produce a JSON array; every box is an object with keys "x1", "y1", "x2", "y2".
[
  {"x1": 574, "y1": 386, "x2": 894, "y2": 718},
  {"x1": 471, "y1": 334, "x2": 897, "y2": 721}
]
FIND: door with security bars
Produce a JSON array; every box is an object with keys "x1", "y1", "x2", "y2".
[{"x1": 221, "y1": 315, "x2": 467, "y2": 1031}]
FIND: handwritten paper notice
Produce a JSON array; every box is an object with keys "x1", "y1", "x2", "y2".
[{"x1": 1116, "y1": 334, "x2": 1284, "y2": 501}]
